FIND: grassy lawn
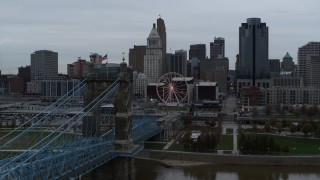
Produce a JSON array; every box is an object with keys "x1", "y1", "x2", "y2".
[
  {"x1": 217, "y1": 135, "x2": 233, "y2": 150},
  {"x1": 167, "y1": 135, "x2": 234, "y2": 152},
  {"x1": 270, "y1": 135, "x2": 320, "y2": 155},
  {"x1": 0, "y1": 130, "x2": 79, "y2": 150},
  {"x1": 144, "y1": 142, "x2": 165, "y2": 150},
  {"x1": 239, "y1": 133, "x2": 320, "y2": 155},
  {"x1": 168, "y1": 143, "x2": 185, "y2": 151}
]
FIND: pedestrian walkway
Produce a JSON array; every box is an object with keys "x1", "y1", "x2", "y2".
[
  {"x1": 162, "y1": 138, "x2": 175, "y2": 150},
  {"x1": 233, "y1": 127, "x2": 238, "y2": 155}
]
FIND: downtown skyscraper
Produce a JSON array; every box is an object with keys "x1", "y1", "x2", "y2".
[
  {"x1": 157, "y1": 17, "x2": 167, "y2": 75},
  {"x1": 298, "y1": 42, "x2": 320, "y2": 86},
  {"x1": 237, "y1": 18, "x2": 270, "y2": 89},
  {"x1": 31, "y1": 50, "x2": 58, "y2": 81},
  {"x1": 210, "y1": 37, "x2": 225, "y2": 60},
  {"x1": 144, "y1": 23, "x2": 162, "y2": 81}
]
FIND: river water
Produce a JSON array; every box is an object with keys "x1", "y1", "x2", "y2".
[{"x1": 83, "y1": 159, "x2": 320, "y2": 180}]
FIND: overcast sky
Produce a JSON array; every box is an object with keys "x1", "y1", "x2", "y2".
[{"x1": 0, "y1": 0, "x2": 319, "y2": 74}]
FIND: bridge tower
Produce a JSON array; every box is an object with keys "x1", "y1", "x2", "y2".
[
  {"x1": 83, "y1": 56, "x2": 135, "y2": 179},
  {"x1": 112, "y1": 56, "x2": 135, "y2": 180}
]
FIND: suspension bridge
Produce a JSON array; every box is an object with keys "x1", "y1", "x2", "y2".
[{"x1": 0, "y1": 63, "x2": 170, "y2": 179}]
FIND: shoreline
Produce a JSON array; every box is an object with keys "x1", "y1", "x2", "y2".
[
  {"x1": 136, "y1": 157, "x2": 209, "y2": 167},
  {"x1": 136, "y1": 150, "x2": 320, "y2": 166}
]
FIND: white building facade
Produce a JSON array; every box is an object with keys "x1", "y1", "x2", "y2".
[{"x1": 144, "y1": 23, "x2": 162, "y2": 82}]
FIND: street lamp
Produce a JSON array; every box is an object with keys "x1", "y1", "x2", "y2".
[{"x1": 267, "y1": 147, "x2": 270, "y2": 154}]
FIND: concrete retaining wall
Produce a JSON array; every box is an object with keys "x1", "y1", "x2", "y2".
[{"x1": 137, "y1": 150, "x2": 320, "y2": 166}]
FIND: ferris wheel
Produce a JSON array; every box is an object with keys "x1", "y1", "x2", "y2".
[{"x1": 156, "y1": 72, "x2": 188, "y2": 105}]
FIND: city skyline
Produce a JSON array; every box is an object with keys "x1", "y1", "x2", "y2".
[{"x1": 0, "y1": 0, "x2": 319, "y2": 74}]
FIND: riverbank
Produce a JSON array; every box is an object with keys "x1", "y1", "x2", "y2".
[
  {"x1": 137, "y1": 157, "x2": 209, "y2": 167},
  {"x1": 136, "y1": 150, "x2": 320, "y2": 166}
]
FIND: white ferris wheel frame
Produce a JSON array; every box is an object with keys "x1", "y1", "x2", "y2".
[{"x1": 156, "y1": 72, "x2": 188, "y2": 105}]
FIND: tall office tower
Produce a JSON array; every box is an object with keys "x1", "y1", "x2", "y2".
[
  {"x1": 18, "y1": 65, "x2": 31, "y2": 82},
  {"x1": 18, "y1": 65, "x2": 31, "y2": 94},
  {"x1": 237, "y1": 18, "x2": 270, "y2": 89},
  {"x1": 166, "y1": 53, "x2": 174, "y2": 72},
  {"x1": 144, "y1": 23, "x2": 162, "y2": 81},
  {"x1": 169, "y1": 50, "x2": 187, "y2": 76},
  {"x1": 298, "y1": 42, "x2": 320, "y2": 86},
  {"x1": 67, "y1": 64, "x2": 74, "y2": 77},
  {"x1": 73, "y1": 58, "x2": 88, "y2": 79},
  {"x1": 269, "y1": 59, "x2": 280, "y2": 77},
  {"x1": 31, "y1": 50, "x2": 58, "y2": 81},
  {"x1": 189, "y1": 44, "x2": 206, "y2": 79},
  {"x1": 199, "y1": 58, "x2": 229, "y2": 92},
  {"x1": 157, "y1": 17, "x2": 167, "y2": 75},
  {"x1": 210, "y1": 37, "x2": 225, "y2": 60},
  {"x1": 189, "y1": 44, "x2": 206, "y2": 61},
  {"x1": 186, "y1": 61, "x2": 192, "y2": 77},
  {"x1": 306, "y1": 55, "x2": 320, "y2": 86},
  {"x1": 281, "y1": 52, "x2": 294, "y2": 72},
  {"x1": 129, "y1": 45, "x2": 146, "y2": 73}
]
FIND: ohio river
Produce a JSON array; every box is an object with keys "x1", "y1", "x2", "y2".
[{"x1": 83, "y1": 159, "x2": 320, "y2": 180}]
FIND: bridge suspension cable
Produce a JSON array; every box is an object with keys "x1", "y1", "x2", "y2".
[{"x1": 0, "y1": 78, "x2": 120, "y2": 178}]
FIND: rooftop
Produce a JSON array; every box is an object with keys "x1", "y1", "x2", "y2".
[{"x1": 196, "y1": 82, "x2": 217, "y2": 86}]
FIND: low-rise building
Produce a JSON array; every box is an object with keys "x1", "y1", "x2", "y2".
[{"x1": 266, "y1": 86, "x2": 320, "y2": 105}]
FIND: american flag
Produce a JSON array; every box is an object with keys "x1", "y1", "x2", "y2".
[{"x1": 101, "y1": 53, "x2": 108, "y2": 62}]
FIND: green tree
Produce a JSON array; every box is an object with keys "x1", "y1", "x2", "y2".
[
  {"x1": 276, "y1": 104, "x2": 282, "y2": 114},
  {"x1": 300, "y1": 105, "x2": 307, "y2": 115},
  {"x1": 197, "y1": 134, "x2": 206, "y2": 152},
  {"x1": 307, "y1": 104, "x2": 318, "y2": 117},
  {"x1": 215, "y1": 123, "x2": 222, "y2": 143},
  {"x1": 310, "y1": 120, "x2": 317, "y2": 130},
  {"x1": 270, "y1": 118, "x2": 277, "y2": 127},
  {"x1": 206, "y1": 132, "x2": 216, "y2": 151},
  {"x1": 302, "y1": 123, "x2": 314, "y2": 136},
  {"x1": 275, "y1": 122, "x2": 282, "y2": 134},
  {"x1": 287, "y1": 120, "x2": 293, "y2": 128},
  {"x1": 290, "y1": 124, "x2": 297, "y2": 135},
  {"x1": 282, "y1": 119, "x2": 288, "y2": 128},
  {"x1": 280, "y1": 108, "x2": 286, "y2": 116},
  {"x1": 182, "y1": 131, "x2": 192, "y2": 151},
  {"x1": 252, "y1": 123, "x2": 258, "y2": 132},
  {"x1": 264, "y1": 122, "x2": 271, "y2": 132},
  {"x1": 288, "y1": 105, "x2": 294, "y2": 114},
  {"x1": 294, "y1": 108, "x2": 301, "y2": 116},
  {"x1": 296, "y1": 123, "x2": 302, "y2": 132},
  {"x1": 183, "y1": 114, "x2": 192, "y2": 127}
]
